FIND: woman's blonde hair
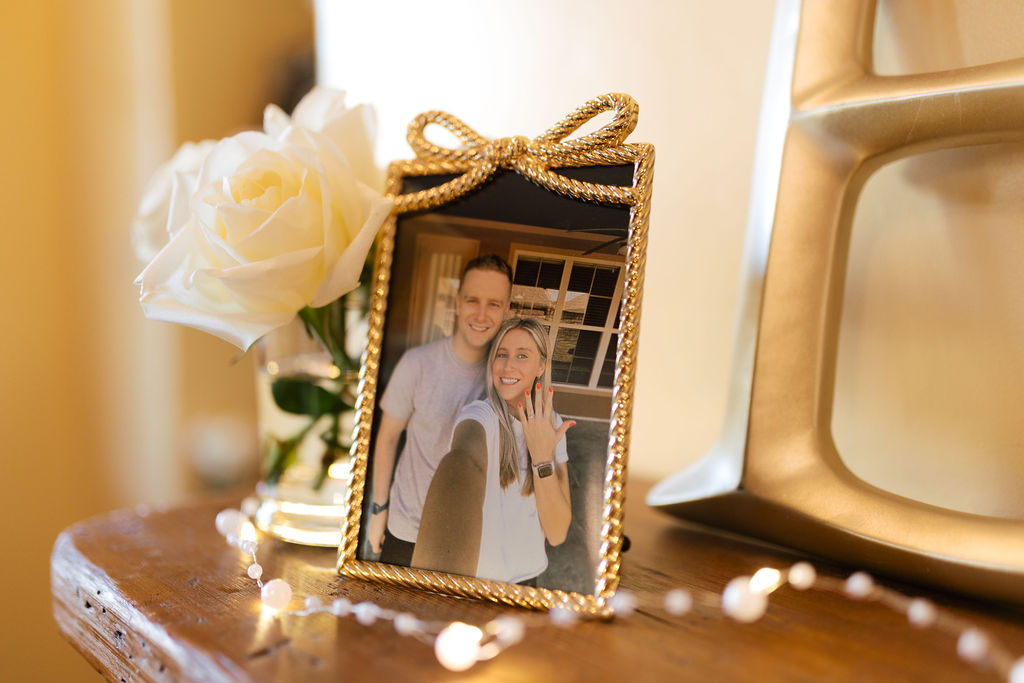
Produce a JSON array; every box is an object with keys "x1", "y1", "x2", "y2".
[{"x1": 485, "y1": 317, "x2": 552, "y2": 495}]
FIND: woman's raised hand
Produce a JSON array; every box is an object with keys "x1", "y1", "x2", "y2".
[{"x1": 517, "y1": 383, "x2": 575, "y2": 465}]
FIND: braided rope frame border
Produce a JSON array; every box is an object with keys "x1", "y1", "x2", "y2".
[{"x1": 338, "y1": 103, "x2": 654, "y2": 616}]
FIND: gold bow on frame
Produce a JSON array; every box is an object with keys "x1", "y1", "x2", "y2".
[{"x1": 389, "y1": 92, "x2": 650, "y2": 214}]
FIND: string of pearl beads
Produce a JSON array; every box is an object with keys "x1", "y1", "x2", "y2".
[{"x1": 216, "y1": 504, "x2": 1024, "y2": 679}]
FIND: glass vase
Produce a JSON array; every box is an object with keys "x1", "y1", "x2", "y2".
[{"x1": 252, "y1": 291, "x2": 366, "y2": 546}]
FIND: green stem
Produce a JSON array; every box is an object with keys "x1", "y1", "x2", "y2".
[
  {"x1": 264, "y1": 417, "x2": 318, "y2": 486},
  {"x1": 298, "y1": 303, "x2": 356, "y2": 374},
  {"x1": 311, "y1": 413, "x2": 342, "y2": 492}
]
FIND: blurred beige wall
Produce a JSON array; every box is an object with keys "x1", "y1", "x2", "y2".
[{"x1": 0, "y1": 1, "x2": 312, "y2": 679}]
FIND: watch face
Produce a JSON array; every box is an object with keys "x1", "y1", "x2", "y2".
[{"x1": 536, "y1": 462, "x2": 554, "y2": 478}]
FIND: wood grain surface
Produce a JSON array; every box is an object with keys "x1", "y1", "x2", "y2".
[{"x1": 51, "y1": 482, "x2": 1024, "y2": 682}]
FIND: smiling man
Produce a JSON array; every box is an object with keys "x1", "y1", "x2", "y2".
[{"x1": 367, "y1": 254, "x2": 513, "y2": 566}]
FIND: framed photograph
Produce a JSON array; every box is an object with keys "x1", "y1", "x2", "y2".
[{"x1": 338, "y1": 95, "x2": 653, "y2": 615}]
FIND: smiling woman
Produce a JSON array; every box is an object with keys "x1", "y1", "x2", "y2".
[
  {"x1": 413, "y1": 317, "x2": 575, "y2": 585},
  {"x1": 413, "y1": 317, "x2": 577, "y2": 585}
]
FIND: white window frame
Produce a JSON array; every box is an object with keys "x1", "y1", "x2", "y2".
[{"x1": 510, "y1": 249, "x2": 625, "y2": 393}]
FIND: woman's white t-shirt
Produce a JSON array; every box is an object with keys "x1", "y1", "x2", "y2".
[{"x1": 454, "y1": 400, "x2": 569, "y2": 584}]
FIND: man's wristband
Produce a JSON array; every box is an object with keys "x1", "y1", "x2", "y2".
[{"x1": 371, "y1": 500, "x2": 389, "y2": 515}]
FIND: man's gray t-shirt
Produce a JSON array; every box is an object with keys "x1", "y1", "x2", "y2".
[{"x1": 380, "y1": 336, "x2": 486, "y2": 543}]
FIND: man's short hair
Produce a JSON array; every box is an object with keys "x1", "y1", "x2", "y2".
[{"x1": 460, "y1": 253, "x2": 513, "y2": 288}]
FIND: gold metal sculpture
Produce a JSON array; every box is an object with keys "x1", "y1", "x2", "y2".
[
  {"x1": 648, "y1": 0, "x2": 1024, "y2": 604},
  {"x1": 339, "y1": 93, "x2": 654, "y2": 615}
]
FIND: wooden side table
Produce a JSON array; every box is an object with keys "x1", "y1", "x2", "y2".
[{"x1": 52, "y1": 482, "x2": 1024, "y2": 681}]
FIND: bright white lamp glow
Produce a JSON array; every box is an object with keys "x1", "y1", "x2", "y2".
[
  {"x1": 434, "y1": 622, "x2": 483, "y2": 672},
  {"x1": 749, "y1": 567, "x2": 782, "y2": 593}
]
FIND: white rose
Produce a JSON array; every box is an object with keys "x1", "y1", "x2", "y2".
[
  {"x1": 265, "y1": 87, "x2": 383, "y2": 192},
  {"x1": 132, "y1": 88, "x2": 379, "y2": 262},
  {"x1": 134, "y1": 95, "x2": 392, "y2": 350},
  {"x1": 131, "y1": 140, "x2": 216, "y2": 262}
]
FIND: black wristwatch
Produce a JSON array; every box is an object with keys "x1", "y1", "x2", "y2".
[
  {"x1": 533, "y1": 461, "x2": 555, "y2": 479},
  {"x1": 371, "y1": 500, "x2": 389, "y2": 514}
]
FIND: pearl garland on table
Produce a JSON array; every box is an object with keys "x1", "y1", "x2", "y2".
[{"x1": 216, "y1": 502, "x2": 1024, "y2": 679}]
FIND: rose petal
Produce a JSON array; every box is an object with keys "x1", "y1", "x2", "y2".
[
  {"x1": 195, "y1": 132, "x2": 279, "y2": 198},
  {"x1": 200, "y1": 246, "x2": 324, "y2": 312},
  {"x1": 289, "y1": 87, "x2": 347, "y2": 131},
  {"x1": 263, "y1": 103, "x2": 291, "y2": 138},
  {"x1": 309, "y1": 185, "x2": 392, "y2": 307},
  {"x1": 139, "y1": 291, "x2": 294, "y2": 349},
  {"x1": 217, "y1": 203, "x2": 273, "y2": 248},
  {"x1": 131, "y1": 140, "x2": 214, "y2": 261},
  {"x1": 234, "y1": 192, "x2": 321, "y2": 262},
  {"x1": 318, "y1": 104, "x2": 382, "y2": 191}
]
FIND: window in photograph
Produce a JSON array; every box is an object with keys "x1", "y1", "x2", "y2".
[
  {"x1": 511, "y1": 251, "x2": 623, "y2": 392},
  {"x1": 510, "y1": 256, "x2": 564, "y2": 323}
]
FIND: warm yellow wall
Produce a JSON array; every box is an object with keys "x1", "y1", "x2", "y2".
[
  {"x1": 0, "y1": 1, "x2": 312, "y2": 679},
  {"x1": 1, "y1": 2, "x2": 118, "y2": 678}
]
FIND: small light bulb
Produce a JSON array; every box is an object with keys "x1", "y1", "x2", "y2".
[
  {"x1": 722, "y1": 576, "x2": 768, "y2": 623},
  {"x1": 215, "y1": 509, "x2": 245, "y2": 537},
  {"x1": 492, "y1": 615, "x2": 525, "y2": 646},
  {"x1": 240, "y1": 496, "x2": 260, "y2": 517},
  {"x1": 787, "y1": 562, "x2": 816, "y2": 591},
  {"x1": 749, "y1": 568, "x2": 782, "y2": 593},
  {"x1": 609, "y1": 590, "x2": 639, "y2": 616},
  {"x1": 845, "y1": 572, "x2": 874, "y2": 600},
  {"x1": 907, "y1": 598, "x2": 937, "y2": 628},
  {"x1": 664, "y1": 588, "x2": 693, "y2": 616},
  {"x1": 394, "y1": 613, "x2": 421, "y2": 636},
  {"x1": 957, "y1": 628, "x2": 989, "y2": 663},
  {"x1": 261, "y1": 579, "x2": 292, "y2": 611},
  {"x1": 435, "y1": 622, "x2": 482, "y2": 672},
  {"x1": 1009, "y1": 656, "x2": 1024, "y2": 683},
  {"x1": 238, "y1": 520, "x2": 258, "y2": 543}
]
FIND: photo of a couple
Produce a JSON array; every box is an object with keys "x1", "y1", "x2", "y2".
[{"x1": 360, "y1": 167, "x2": 632, "y2": 595}]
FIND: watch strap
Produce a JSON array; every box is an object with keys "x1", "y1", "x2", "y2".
[{"x1": 533, "y1": 461, "x2": 555, "y2": 479}]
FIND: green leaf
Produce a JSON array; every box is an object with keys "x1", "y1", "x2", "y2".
[
  {"x1": 271, "y1": 377, "x2": 340, "y2": 417},
  {"x1": 263, "y1": 437, "x2": 298, "y2": 486},
  {"x1": 312, "y1": 448, "x2": 341, "y2": 491}
]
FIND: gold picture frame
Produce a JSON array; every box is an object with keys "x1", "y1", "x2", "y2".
[{"x1": 337, "y1": 94, "x2": 653, "y2": 615}]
